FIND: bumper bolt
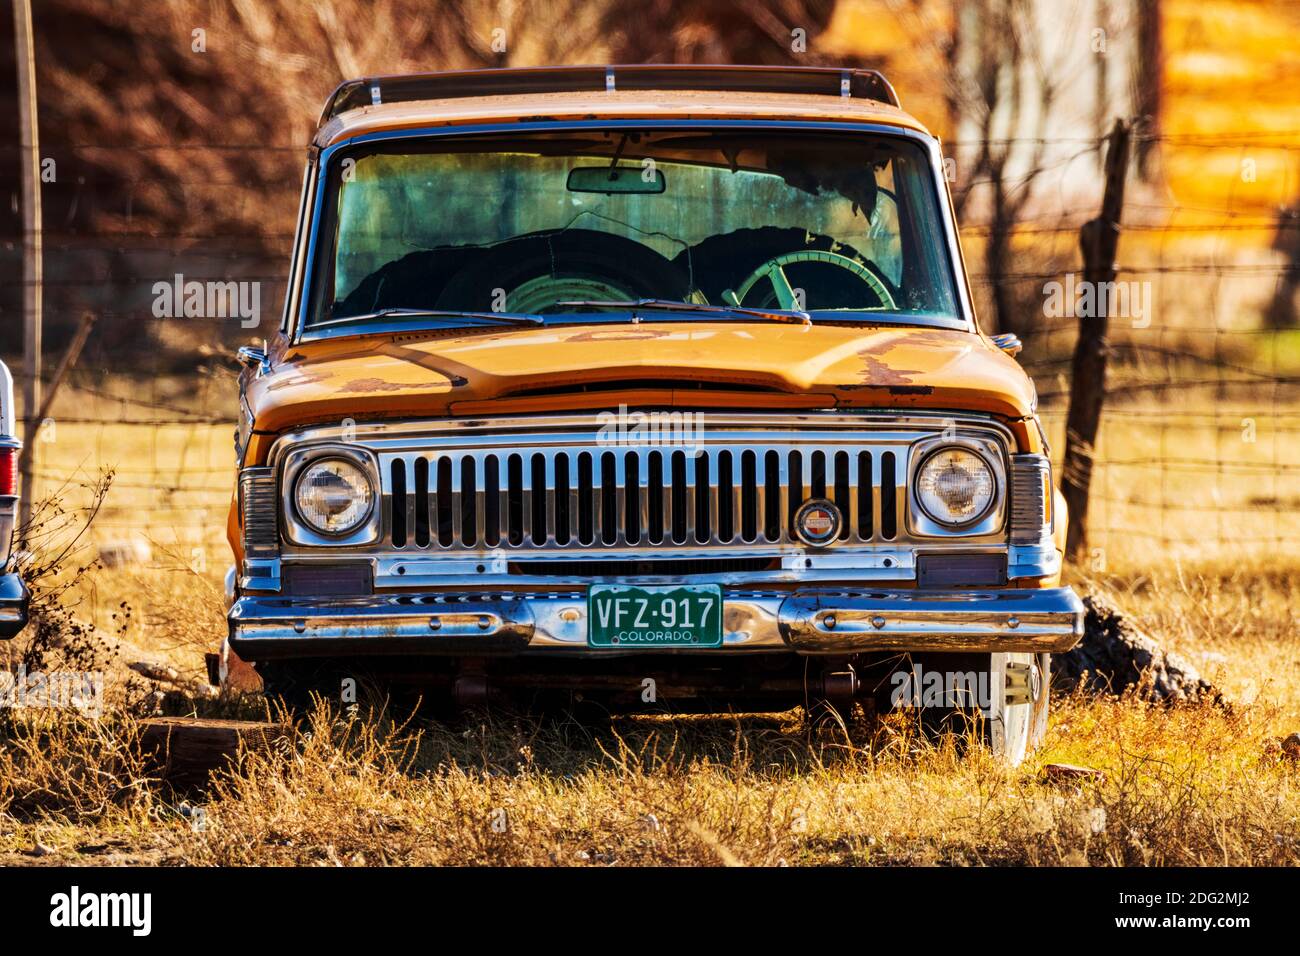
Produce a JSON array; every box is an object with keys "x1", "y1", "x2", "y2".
[
  {"x1": 477, "y1": 615, "x2": 492, "y2": 631},
  {"x1": 870, "y1": 615, "x2": 886, "y2": 630},
  {"x1": 1007, "y1": 616, "x2": 1021, "y2": 629},
  {"x1": 429, "y1": 617, "x2": 441, "y2": 631},
  {"x1": 823, "y1": 614, "x2": 837, "y2": 630},
  {"x1": 293, "y1": 620, "x2": 306, "y2": 634}
]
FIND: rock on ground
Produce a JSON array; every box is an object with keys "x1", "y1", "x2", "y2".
[
  {"x1": 97, "y1": 538, "x2": 153, "y2": 568},
  {"x1": 1053, "y1": 596, "x2": 1220, "y2": 704}
]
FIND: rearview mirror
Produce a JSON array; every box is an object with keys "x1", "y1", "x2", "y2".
[{"x1": 567, "y1": 165, "x2": 666, "y2": 195}]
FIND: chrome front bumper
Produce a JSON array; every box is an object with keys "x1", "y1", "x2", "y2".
[{"x1": 228, "y1": 585, "x2": 1084, "y2": 660}]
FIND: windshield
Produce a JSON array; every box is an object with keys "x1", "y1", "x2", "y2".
[{"x1": 306, "y1": 128, "x2": 963, "y2": 332}]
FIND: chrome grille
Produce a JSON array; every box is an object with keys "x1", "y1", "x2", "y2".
[{"x1": 378, "y1": 443, "x2": 910, "y2": 552}]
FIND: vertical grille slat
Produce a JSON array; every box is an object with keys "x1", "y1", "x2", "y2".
[
  {"x1": 845, "y1": 451, "x2": 861, "y2": 541},
  {"x1": 763, "y1": 451, "x2": 781, "y2": 542},
  {"x1": 507, "y1": 453, "x2": 524, "y2": 546},
  {"x1": 530, "y1": 454, "x2": 548, "y2": 545},
  {"x1": 716, "y1": 450, "x2": 734, "y2": 543},
  {"x1": 740, "y1": 449, "x2": 758, "y2": 543},
  {"x1": 776, "y1": 450, "x2": 790, "y2": 543},
  {"x1": 542, "y1": 453, "x2": 557, "y2": 545},
  {"x1": 833, "y1": 451, "x2": 851, "y2": 540},
  {"x1": 731, "y1": 450, "x2": 746, "y2": 544},
  {"x1": 413, "y1": 456, "x2": 430, "y2": 548},
  {"x1": 810, "y1": 449, "x2": 826, "y2": 500},
  {"x1": 485, "y1": 454, "x2": 502, "y2": 547},
  {"x1": 624, "y1": 451, "x2": 642, "y2": 545},
  {"x1": 612, "y1": 451, "x2": 629, "y2": 546},
  {"x1": 697, "y1": 450, "x2": 713, "y2": 544},
  {"x1": 671, "y1": 451, "x2": 688, "y2": 545},
  {"x1": 554, "y1": 452, "x2": 572, "y2": 546},
  {"x1": 647, "y1": 451, "x2": 665, "y2": 545},
  {"x1": 599, "y1": 451, "x2": 618, "y2": 546},
  {"x1": 388, "y1": 458, "x2": 408, "y2": 548},
  {"x1": 459, "y1": 455, "x2": 477, "y2": 547},
  {"x1": 881, "y1": 451, "x2": 899, "y2": 540},
  {"x1": 434, "y1": 456, "x2": 452, "y2": 547},
  {"x1": 404, "y1": 457, "x2": 418, "y2": 548},
  {"x1": 786, "y1": 449, "x2": 802, "y2": 539},
  {"x1": 805, "y1": 449, "x2": 820, "y2": 503},
  {"x1": 449, "y1": 454, "x2": 465, "y2": 546},
  {"x1": 577, "y1": 452, "x2": 594, "y2": 545},
  {"x1": 870, "y1": 451, "x2": 884, "y2": 541},
  {"x1": 686, "y1": 450, "x2": 696, "y2": 541},
  {"x1": 473, "y1": 454, "x2": 488, "y2": 547},
  {"x1": 856, "y1": 451, "x2": 872, "y2": 540},
  {"x1": 560, "y1": 452, "x2": 577, "y2": 546}
]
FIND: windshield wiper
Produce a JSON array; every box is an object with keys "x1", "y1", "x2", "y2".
[
  {"x1": 557, "y1": 298, "x2": 811, "y2": 325},
  {"x1": 318, "y1": 307, "x2": 545, "y2": 330}
]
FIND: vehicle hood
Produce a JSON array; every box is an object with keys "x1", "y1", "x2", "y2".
[{"x1": 247, "y1": 322, "x2": 1035, "y2": 436}]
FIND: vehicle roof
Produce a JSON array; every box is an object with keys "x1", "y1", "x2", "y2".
[{"x1": 313, "y1": 65, "x2": 932, "y2": 149}]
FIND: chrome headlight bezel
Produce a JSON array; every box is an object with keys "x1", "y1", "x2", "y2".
[
  {"x1": 907, "y1": 436, "x2": 1006, "y2": 537},
  {"x1": 280, "y1": 444, "x2": 381, "y2": 547}
]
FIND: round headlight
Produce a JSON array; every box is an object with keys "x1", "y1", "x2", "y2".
[
  {"x1": 294, "y1": 458, "x2": 373, "y2": 535},
  {"x1": 915, "y1": 447, "x2": 996, "y2": 527}
]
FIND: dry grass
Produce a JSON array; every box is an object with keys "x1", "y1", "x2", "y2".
[
  {"x1": 1, "y1": 545, "x2": 1298, "y2": 867},
  {"x1": 2, "y1": 676, "x2": 1297, "y2": 866}
]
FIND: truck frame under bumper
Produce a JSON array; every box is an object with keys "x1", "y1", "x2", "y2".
[{"x1": 228, "y1": 586, "x2": 1084, "y2": 660}]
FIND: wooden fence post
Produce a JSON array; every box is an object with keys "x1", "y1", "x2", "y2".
[
  {"x1": 1062, "y1": 118, "x2": 1131, "y2": 560},
  {"x1": 12, "y1": 0, "x2": 42, "y2": 539}
]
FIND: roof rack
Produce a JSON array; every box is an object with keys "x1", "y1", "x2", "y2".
[{"x1": 318, "y1": 64, "x2": 899, "y2": 126}]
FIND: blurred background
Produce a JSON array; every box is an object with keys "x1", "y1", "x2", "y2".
[{"x1": 0, "y1": 0, "x2": 1298, "y2": 582}]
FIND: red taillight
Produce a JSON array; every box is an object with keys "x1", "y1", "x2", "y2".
[{"x1": 0, "y1": 448, "x2": 16, "y2": 497}]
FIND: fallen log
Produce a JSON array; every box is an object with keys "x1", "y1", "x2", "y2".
[
  {"x1": 138, "y1": 717, "x2": 291, "y2": 791},
  {"x1": 1053, "y1": 596, "x2": 1220, "y2": 704}
]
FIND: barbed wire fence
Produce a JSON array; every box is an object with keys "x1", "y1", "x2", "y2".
[{"x1": 4, "y1": 127, "x2": 1299, "y2": 572}]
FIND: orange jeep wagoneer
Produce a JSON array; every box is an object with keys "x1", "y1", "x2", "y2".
[{"x1": 225, "y1": 65, "x2": 1082, "y2": 761}]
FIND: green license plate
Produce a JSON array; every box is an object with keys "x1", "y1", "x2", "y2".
[{"x1": 588, "y1": 584, "x2": 723, "y2": 648}]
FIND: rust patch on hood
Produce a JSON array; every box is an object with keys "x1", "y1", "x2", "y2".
[
  {"x1": 852, "y1": 329, "x2": 955, "y2": 387},
  {"x1": 563, "y1": 328, "x2": 674, "y2": 342},
  {"x1": 341, "y1": 377, "x2": 435, "y2": 393}
]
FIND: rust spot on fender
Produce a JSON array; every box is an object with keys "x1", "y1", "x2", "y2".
[
  {"x1": 265, "y1": 369, "x2": 330, "y2": 390},
  {"x1": 341, "y1": 377, "x2": 450, "y2": 393}
]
